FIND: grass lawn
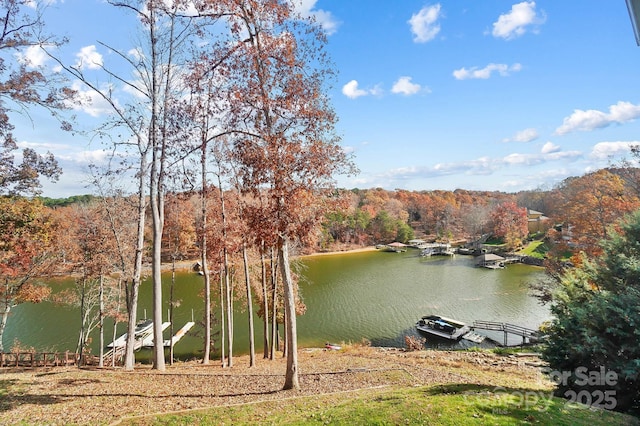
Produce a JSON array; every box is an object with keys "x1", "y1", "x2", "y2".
[
  {"x1": 123, "y1": 383, "x2": 639, "y2": 425},
  {"x1": 519, "y1": 240, "x2": 549, "y2": 259}
]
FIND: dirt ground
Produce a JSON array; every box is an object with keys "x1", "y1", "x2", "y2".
[{"x1": 0, "y1": 346, "x2": 549, "y2": 425}]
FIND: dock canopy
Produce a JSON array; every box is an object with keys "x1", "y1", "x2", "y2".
[
  {"x1": 388, "y1": 242, "x2": 407, "y2": 247},
  {"x1": 476, "y1": 253, "x2": 505, "y2": 266}
]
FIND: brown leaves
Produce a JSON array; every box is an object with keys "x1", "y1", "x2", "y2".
[
  {"x1": 490, "y1": 201, "x2": 528, "y2": 250},
  {"x1": 15, "y1": 282, "x2": 51, "y2": 304},
  {"x1": 551, "y1": 169, "x2": 640, "y2": 257}
]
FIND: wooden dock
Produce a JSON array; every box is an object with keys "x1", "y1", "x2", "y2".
[
  {"x1": 140, "y1": 322, "x2": 171, "y2": 347},
  {"x1": 163, "y1": 321, "x2": 195, "y2": 347},
  {"x1": 421, "y1": 243, "x2": 455, "y2": 257},
  {"x1": 471, "y1": 320, "x2": 541, "y2": 346},
  {"x1": 103, "y1": 320, "x2": 195, "y2": 365},
  {"x1": 461, "y1": 331, "x2": 486, "y2": 343}
]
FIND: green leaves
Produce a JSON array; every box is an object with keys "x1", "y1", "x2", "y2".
[{"x1": 543, "y1": 209, "x2": 640, "y2": 413}]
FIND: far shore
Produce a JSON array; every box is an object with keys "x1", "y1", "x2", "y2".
[
  {"x1": 162, "y1": 245, "x2": 379, "y2": 272},
  {"x1": 300, "y1": 245, "x2": 378, "y2": 258}
]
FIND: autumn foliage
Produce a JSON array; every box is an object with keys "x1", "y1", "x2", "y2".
[
  {"x1": 0, "y1": 197, "x2": 57, "y2": 352},
  {"x1": 490, "y1": 201, "x2": 529, "y2": 250}
]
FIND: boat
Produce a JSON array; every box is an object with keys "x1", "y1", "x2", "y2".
[
  {"x1": 324, "y1": 342, "x2": 341, "y2": 350},
  {"x1": 415, "y1": 315, "x2": 471, "y2": 341}
]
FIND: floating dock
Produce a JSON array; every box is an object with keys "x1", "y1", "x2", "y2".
[{"x1": 461, "y1": 331, "x2": 486, "y2": 343}]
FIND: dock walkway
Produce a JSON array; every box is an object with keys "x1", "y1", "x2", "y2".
[{"x1": 471, "y1": 320, "x2": 541, "y2": 346}]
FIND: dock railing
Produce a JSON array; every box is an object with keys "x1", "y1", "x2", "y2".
[
  {"x1": 0, "y1": 351, "x2": 79, "y2": 368},
  {"x1": 472, "y1": 320, "x2": 541, "y2": 346}
]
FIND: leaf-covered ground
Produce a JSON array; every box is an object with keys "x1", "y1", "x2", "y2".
[{"x1": 0, "y1": 346, "x2": 551, "y2": 425}]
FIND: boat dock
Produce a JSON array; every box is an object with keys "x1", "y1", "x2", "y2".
[
  {"x1": 163, "y1": 321, "x2": 195, "y2": 347},
  {"x1": 461, "y1": 331, "x2": 486, "y2": 343},
  {"x1": 140, "y1": 322, "x2": 171, "y2": 347},
  {"x1": 420, "y1": 243, "x2": 455, "y2": 256},
  {"x1": 379, "y1": 242, "x2": 408, "y2": 252},
  {"x1": 104, "y1": 319, "x2": 195, "y2": 364},
  {"x1": 471, "y1": 320, "x2": 541, "y2": 346}
]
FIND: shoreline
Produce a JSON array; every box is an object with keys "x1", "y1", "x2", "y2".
[
  {"x1": 299, "y1": 245, "x2": 378, "y2": 258},
  {"x1": 163, "y1": 245, "x2": 379, "y2": 272}
]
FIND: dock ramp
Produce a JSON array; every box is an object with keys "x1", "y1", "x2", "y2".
[{"x1": 472, "y1": 320, "x2": 541, "y2": 346}]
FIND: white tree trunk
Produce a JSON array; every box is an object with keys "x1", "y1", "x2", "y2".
[
  {"x1": 279, "y1": 236, "x2": 299, "y2": 390},
  {"x1": 124, "y1": 182, "x2": 146, "y2": 371},
  {"x1": 99, "y1": 275, "x2": 104, "y2": 368},
  {"x1": 0, "y1": 293, "x2": 11, "y2": 354},
  {"x1": 261, "y1": 247, "x2": 269, "y2": 359},
  {"x1": 243, "y1": 245, "x2": 256, "y2": 367}
]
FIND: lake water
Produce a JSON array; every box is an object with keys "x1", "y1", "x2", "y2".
[{"x1": 4, "y1": 249, "x2": 550, "y2": 359}]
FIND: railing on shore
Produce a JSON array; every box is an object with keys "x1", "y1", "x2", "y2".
[{"x1": 0, "y1": 351, "x2": 80, "y2": 368}]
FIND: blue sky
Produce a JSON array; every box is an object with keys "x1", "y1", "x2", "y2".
[{"x1": 12, "y1": 1, "x2": 640, "y2": 197}]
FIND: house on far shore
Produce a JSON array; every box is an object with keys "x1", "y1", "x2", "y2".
[{"x1": 528, "y1": 209, "x2": 551, "y2": 234}]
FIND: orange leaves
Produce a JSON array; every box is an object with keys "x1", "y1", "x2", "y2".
[
  {"x1": 15, "y1": 282, "x2": 51, "y2": 304},
  {"x1": 490, "y1": 200, "x2": 528, "y2": 250},
  {"x1": 0, "y1": 197, "x2": 56, "y2": 279},
  {"x1": 163, "y1": 193, "x2": 198, "y2": 260},
  {"x1": 553, "y1": 169, "x2": 640, "y2": 257}
]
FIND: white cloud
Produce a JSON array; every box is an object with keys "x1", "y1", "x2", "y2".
[
  {"x1": 342, "y1": 145, "x2": 356, "y2": 155},
  {"x1": 502, "y1": 153, "x2": 534, "y2": 166},
  {"x1": 74, "y1": 45, "x2": 104, "y2": 70},
  {"x1": 590, "y1": 141, "x2": 638, "y2": 159},
  {"x1": 376, "y1": 148, "x2": 582, "y2": 184},
  {"x1": 26, "y1": 0, "x2": 59, "y2": 7},
  {"x1": 492, "y1": 1, "x2": 545, "y2": 40},
  {"x1": 128, "y1": 48, "x2": 144, "y2": 62},
  {"x1": 408, "y1": 4, "x2": 442, "y2": 43},
  {"x1": 555, "y1": 101, "x2": 640, "y2": 135},
  {"x1": 503, "y1": 127, "x2": 538, "y2": 143},
  {"x1": 541, "y1": 141, "x2": 560, "y2": 154},
  {"x1": 69, "y1": 81, "x2": 118, "y2": 117},
  {"x1": 16, "y1": 45, "x2": 49, "y2": 68},
  {"x1": 17, "y1": 140, "x2": 70, "y2": 151},
  {"x1": 391, "y1": 76, "x2": 422, "y2": 96},
  {"x1": 294, "y1": 0, "x2": 340, "y2": 35},
  {"x1": 453, "y1": 63, "x2": 522, "y2": 80},
  {"x1": 342, "y1": 80, "x2": 373, "y2": 99}
]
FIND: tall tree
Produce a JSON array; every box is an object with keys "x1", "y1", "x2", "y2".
[
  {"x1": 223, "y1": 0, "x2": 354, "y2": 389},
  {"x1": 490, "y1": 200, "x2": 528, "y2": 250},
  {"x1": 0, "y1": 197, "x2": 57, "y2": 352},
  {"x1": 542, "y1": 209, "x2": 640, "y2": 413},
  {"x1": 162, "y1": 192, "x2": 196, "y2": 364},
  {"x1": 49, "y1": 0, "x2": 200, "y2": 370},
  {"x1": 65, "y1": 203, "x2": 120, "y2": 366},
  {"x1": 551, "y1": 169, "x2": 640, "y2": 258},
  {"x1": 0, "y1": 0, "x2": 75, "y2": 196},
  {"x1": 90, "y1": 172, "x2": 146, "y2": 370}
]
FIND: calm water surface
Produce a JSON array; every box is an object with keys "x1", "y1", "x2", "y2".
[{"x1": 5, "y1": 249, "x2": 550, "y2": 359}]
